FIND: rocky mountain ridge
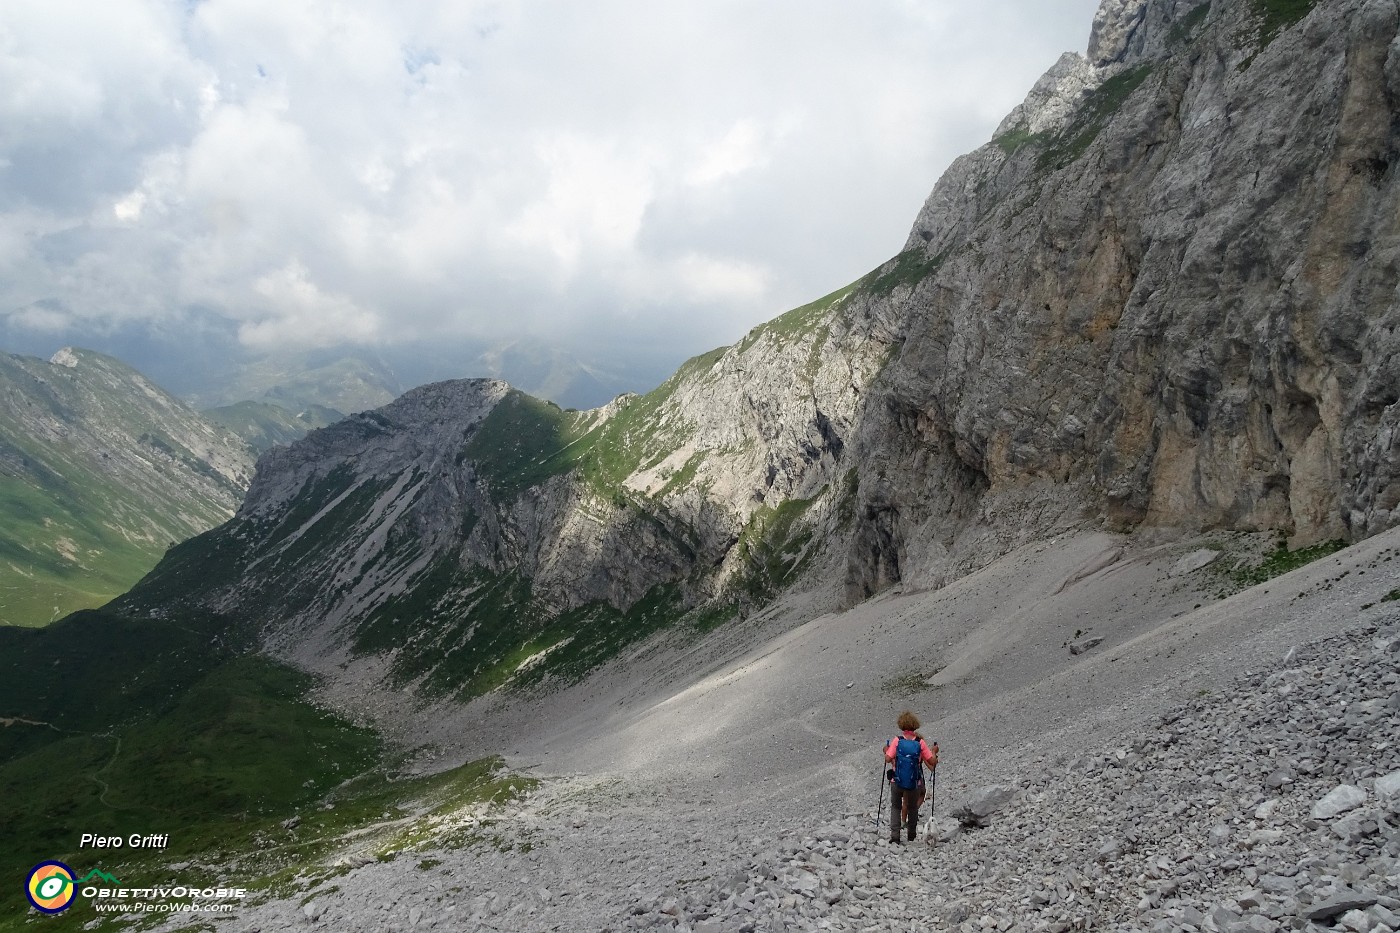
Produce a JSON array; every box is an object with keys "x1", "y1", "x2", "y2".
[{"x1": 120, "y1": 0, "x2": 1400, "y2": 701}]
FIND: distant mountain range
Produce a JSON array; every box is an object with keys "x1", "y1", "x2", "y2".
[
  {"x1": 457, "y1": 341, "x2": 637, "y2": 411},
  {"x1": 0, "y1": 339, "x2": 654, "y2": 626},
  {"x1": 202, "y1": 401, "x2": 345, "y2": 454},
  {"x1": 184, "y1": 342, "x2": 640, "y2": 421},
  {"x1": 182, "y1": 353, "x2": 404, "y2": 416},
  {"x1": 0, "y1": 348, "x2": 254, "y2": 626}
]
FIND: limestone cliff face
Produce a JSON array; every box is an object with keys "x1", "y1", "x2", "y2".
[
  {"x1": 844, "y1": 0, "x2": 1400, "y2": 596},
  {"x1": 123, "y1": 0, "x2": 1400, "y2": 695}
]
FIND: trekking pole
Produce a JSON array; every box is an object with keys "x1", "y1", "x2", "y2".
[
  {"x1": 874, "y1": 764, "x2": 886, "y2": 831},
  {"x1": 927, "y1": 766, "x2": 938, "y2": 845},
  {"x1": 913, "y1": 774, "x2": 923, "y2": 840}
]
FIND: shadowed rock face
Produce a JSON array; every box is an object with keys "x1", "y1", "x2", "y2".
[{"x1": 121, "y1": 0, "x2": 1400, "y2": 692}]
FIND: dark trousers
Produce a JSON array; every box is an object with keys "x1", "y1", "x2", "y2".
[{"x1": 890, "y1": 783, "x2": 919, "y2": 839}]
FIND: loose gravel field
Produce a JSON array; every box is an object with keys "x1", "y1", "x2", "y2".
[{"x1": 184, "y1": 528, "x2": 1400, "y2": 933}]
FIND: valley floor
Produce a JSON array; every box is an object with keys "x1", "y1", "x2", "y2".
[{"x1": 173, "y1": 528, "x2": 1400, "y2": 933}]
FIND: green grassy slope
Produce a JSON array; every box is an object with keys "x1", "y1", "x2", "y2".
[
  {"x1": 461, "y1": 345, "x2": 730, "y2": 500},
  {"x1": 0, "y1": 609, "x2": 528, "y2": 931},
  {"x1": 0, "y1": 350, "x2": 254, "y2": 626},
  {"x1": 0, "y1": 469, "x2": 167, "y2": 625},
  {"x1": 203, "y1": 400, "x2": 343, "y2": 452}
]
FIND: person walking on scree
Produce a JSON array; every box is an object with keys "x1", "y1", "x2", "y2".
[{"x1": 885, "y1": 710, "x2": 938, "y2": 843}]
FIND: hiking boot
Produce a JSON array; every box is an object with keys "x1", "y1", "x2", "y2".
[
  {"x1": 908, "y1": 829, "x2": 917, "y2": 841},
  {"x1": 888, "y1": 835, "x2": 900, "y2": 844}
]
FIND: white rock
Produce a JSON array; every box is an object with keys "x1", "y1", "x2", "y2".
[
  {"x1": 1375, "y1": 770, "x2": 1400, "y2": 800},
  {"x1": 1312, "y1": 785, "x2": 1367, "y2": 820},
  {"x1": 1170, "y1": 549, "x2": 1221, "y2": 577},
  {"x1": 1087, "y1": 0, "x2": 1148, "y2": 65},
  {"x1": 1339, "y1": 909, "x2": 1373, "y2": 933},
  {"x1": 1331, "y1": 812, "x2": 1374, "y2": 842}
]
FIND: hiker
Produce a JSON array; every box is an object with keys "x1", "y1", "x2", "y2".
[{"x1": 884, "y1": 710, "x2": 938, "y2": 843}]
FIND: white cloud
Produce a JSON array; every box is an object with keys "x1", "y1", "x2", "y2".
[
  {"x1": 112, "y1": 191, "x2": 146, "y2": 222},
  {"x1": 671, "y1": 253, "x2": 770, "y2": 305},
  {"x1": 0, "y1": 0, "x2": 1103, "y2": 382},
  {"x1": 243, "y1": 261, "x2": 379, "y2": 349},
  {"x1": 503, "y1": 132, "x2": 659, "y2": 274},
  {"x1": 9, "y1": 304, "x2": 70, "y2": 333}
]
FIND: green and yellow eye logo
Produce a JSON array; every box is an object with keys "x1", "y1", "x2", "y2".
[{"x1": 26, "y1": 861, "x2": 76, "y2": 914}]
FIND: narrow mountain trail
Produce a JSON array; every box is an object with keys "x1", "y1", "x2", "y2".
[{"x1": 90, "y1": 735, "x2": 122, "y2": 811}]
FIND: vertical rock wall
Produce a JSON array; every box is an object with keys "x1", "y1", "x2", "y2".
[{"x1": 844, "y1": 0, "x2": 1400, "y2": 597}]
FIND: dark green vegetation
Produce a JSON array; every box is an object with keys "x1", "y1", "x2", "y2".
[
  {"x1": 835, "y1": 468, "x2": 861, "y2": 529},
  {"x1": 1251, "y1": 0, "x2": 1316, "y2": 46},
  {"x1": 0, "y1": 608, "x2": 527, "y2": 931},
  {"x1": 0, "y1": 657, "x2": 377, "y2": 869},
  {"x1": 1229, "y1": 539, "x2": 1347, "y2": 589},
  {"x1": 1168, "y1": 2, "x2": 1212, "y2": 45},
  {"x1": 732, "y1": 498, "x2": 818, "y2": 603},
  {"x1": 1237, "y1": 0, "x2": 1315, "y2": 69},
  {"x1": 993, "y1": 125, "x2": 1049, "y2": 156},
  {"x1": 1382, "y1": 588, "x2": 1400, "y2": 603},
  {"x1": 351, "y1": 559, "x2": 725, "y2": 700},
  {"x1": 460, "y1": 392, "x2": 578, "y2": 497},
  {"x1": 863, "y1": 251, "x2": 948, "y2": 298},
  {"x1": 982, "y1": 64, "x2": 1158, "y2": 173},
  {"x1": 463, "y1": 347, "x2": 729, "y2": 502},
  {"x1": 352, "y1": 562, "x2": 536, "y2": 697},
  {"x1": 1037, "y1": 65, "x2": 1156, "y2": 172}
]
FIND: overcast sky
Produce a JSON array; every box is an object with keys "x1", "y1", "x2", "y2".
[{"x1": 0, "y1": 0, "x2": 1101, "y2": 396}]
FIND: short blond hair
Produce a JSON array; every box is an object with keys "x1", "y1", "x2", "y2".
[{"x1": 897, "y1": 710, "x2": 920, "y2": 731}]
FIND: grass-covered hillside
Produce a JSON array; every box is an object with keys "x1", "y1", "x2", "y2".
[
  {"x1": 0, "y1": 349, "x2": 254, "y2": 626},
  {"x1": 0, "y1": 608, "x2": 531, "y2": 931},
  {"x1": 203, "y1": 399, "x2": 344, "y2": 453}
]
